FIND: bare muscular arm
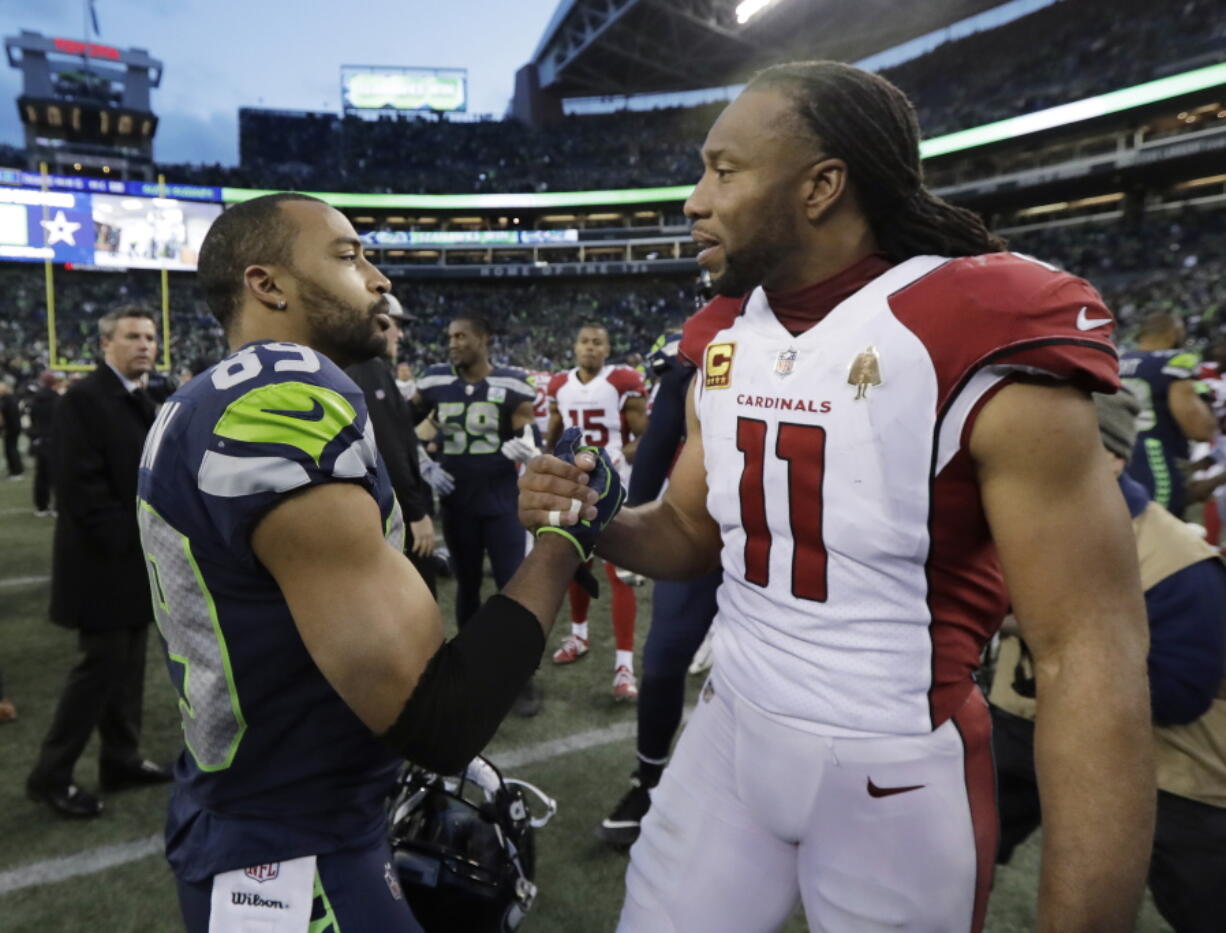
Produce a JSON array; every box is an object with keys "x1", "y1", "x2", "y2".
[
  {"x1": 973, "y1": 380, "x2": 1154, "y2": 931},
  {"x1": 596, "y1": 382, "x2": 720, "y2": 577},
  {"x1": 1168, "y1": 379, "x2": 1216, "y2": 442},
  {"x1": 621, "y1": 395, "x2": 648, "y2": 464}
]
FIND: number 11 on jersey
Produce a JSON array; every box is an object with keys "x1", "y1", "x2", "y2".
[{"x1": 736, "y1": 417, "x2": 828, "y2": 602}]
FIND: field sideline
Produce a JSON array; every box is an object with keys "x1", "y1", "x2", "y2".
[{"x1": 0, "y1": 461, "x2": 1169, "y2": 931}]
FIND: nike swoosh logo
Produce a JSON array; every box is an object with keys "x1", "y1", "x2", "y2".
[
  {"x1": 261, "y1": 399, "x2": 325, "y2": 421},
  {"x1": 867, "y1": 778, "x2": 926, "y2": 798},
  {"x1": 1075, "y1": 306, "x2": 1113, "y2": 331}
]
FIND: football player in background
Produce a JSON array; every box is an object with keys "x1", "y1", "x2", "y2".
[
  {"x1": 521, "y1": 61, "x2": 1154, "y2": 932},
  {"x1": 1120, "y1": 311, "x2": 1217, "y2": 517},
  {"x1": 1191, "y1": 340, "x2": 1226, "y2": 549},
  {"x1": 597, "y1": 325, "x2": 722, "y2": 848},
  {"x1": 140, "y1": 193, "x2": 617, "y2": 931},
  {"x1": 546, "y1": 324, "x2": 647, "y2": 700},
  {"x1": 413, "y1": 315, "x2": 544, "y2": 715}
]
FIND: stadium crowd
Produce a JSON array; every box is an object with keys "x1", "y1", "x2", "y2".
[
  {"x1": 140, "y1": 0, "x2": 1226, "y2": 196},
  {"x1": 5, "y1": 204, "x2": 1226, "y2": 391}
]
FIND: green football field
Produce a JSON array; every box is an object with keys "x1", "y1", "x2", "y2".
[{"x1": 0, "y1": 465, "x2": 1170, "y2": 932}]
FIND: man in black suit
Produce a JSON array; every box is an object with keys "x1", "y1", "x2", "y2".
[
  {"x1": 346, "y1": 294, "x2": 438, "y2": 594},
  {"x1": 26, "y1": 306, "x2": 171, "y2": 818},
  {"x1": 27, "y1": 370, "x2": 63, "y2": 516}
]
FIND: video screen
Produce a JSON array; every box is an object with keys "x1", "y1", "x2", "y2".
[
  {"x1": 341, "y1": 66, "x2": 467, "y2": 112},
  {"x1": 91, "y1": 194, "x2": 221, "y2": 271}
]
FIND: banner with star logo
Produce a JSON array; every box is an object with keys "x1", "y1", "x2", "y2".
[{"x1": 0, "y1": 188, "x2": 95, "y2": 264}]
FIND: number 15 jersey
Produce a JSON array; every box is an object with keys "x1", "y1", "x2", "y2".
[
  {"x1": 548, "y1": 364, "x2": 646, "y2": 474},
  {"x1": 684, "y1": 253, "x2": 1120, "y2": 738},
  {"x1": 136, "y1": 341, "x2": 404, "y2": 883}
]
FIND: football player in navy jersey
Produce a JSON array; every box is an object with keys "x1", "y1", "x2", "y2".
[
  {"x1": 1119, "y1": 311, "x2": 1217, "y2": 517},
  {"x1": 412, "y1": 315, "x2": 544, "y2": 713},
  {"x1": 138, "y1": 193, "x2": 619, "y2": 932}
]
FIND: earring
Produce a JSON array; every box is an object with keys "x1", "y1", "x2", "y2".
[{"x1": 276, "y1": 301, "x2": 286, "y2": 310}]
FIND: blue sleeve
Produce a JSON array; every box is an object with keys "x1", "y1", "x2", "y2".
[
  {"x1": 627, "y1": 365, "x2": 692, "y2": 506},
  {"x1": 196, "y1": 351, "x2": 380, "y2": 567},
  {"x1": 1146, "y1": 559, "x2": 1226, "y2": 726}
]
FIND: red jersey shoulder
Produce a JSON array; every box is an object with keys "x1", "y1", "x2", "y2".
[
  {"x1": 607, "y1": 364, "x2": 646, "y2": 397},
  {"x1": 679, "y1": 295, "x2": 744, "y2": 368},
  {"x1": 546, "y1": 371, "x2": 571, "y2": 401},
  {"x1": 889, "y1": 252, "x2": 1120, "y2": 410}
]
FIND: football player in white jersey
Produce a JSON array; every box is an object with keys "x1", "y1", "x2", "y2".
[
  {"x1": 546, "y1": 324, "x2": 648, "y2": 700},
  {"x1": 520, "y1": 61, "x2": 1153, "y2": 932}
]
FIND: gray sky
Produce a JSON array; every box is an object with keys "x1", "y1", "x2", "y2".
[{"x1": 0, "y1": 0, "x2": 561, "y2": 165}]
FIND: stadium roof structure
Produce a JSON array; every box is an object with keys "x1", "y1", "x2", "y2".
[{"x1": 531, "y1": 0, "x2": 1010, "y2": 97}]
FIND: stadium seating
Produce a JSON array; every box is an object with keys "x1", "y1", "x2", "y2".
[
  {"x1": 140, "y1": 0, "x2": 1226, "y2": 196},
  {"x1": 3, "y1": 204, "x2": 1224, "y2": 386}
]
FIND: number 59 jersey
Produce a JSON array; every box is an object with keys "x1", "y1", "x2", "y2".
[
  {"x1": 136, "y1": 341, "x2": 404, "y2": 882},
  {"x1": 417, "y1": 363, "x2": 535, "y2": 514},
  {"x1": 685, "y1": 254, "x2": 1120, "y2": 739}
]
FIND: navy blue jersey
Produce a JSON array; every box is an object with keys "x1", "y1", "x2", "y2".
[
  {"x1": 417, "y1": 364, "x2": 533, "y2": 515},
  {"x1": 136, "y1": 340, "x2": 405, "y2": 882},
  {"x1": 1121, "y1": 348, "x2": 1200, "y2": 508}
]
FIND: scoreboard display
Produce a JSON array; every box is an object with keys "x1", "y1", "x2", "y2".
[
  {"x1": 18, "y1": 96, "x2": 157, "y2": 145},
  {"x1": 341, "y1": 66, "x2": 467, "y2": 113}
]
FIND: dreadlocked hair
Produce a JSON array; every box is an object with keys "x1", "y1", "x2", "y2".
[{"x1": 748, "y1": 61, "x2": 1006, "y2": 262}]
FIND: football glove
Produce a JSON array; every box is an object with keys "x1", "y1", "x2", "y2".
[
  {"x1": 500, "y1": 424, "x2": 540, "y2": 464},
  {"x1": 536, "y1": 426, "x2": 625, "y2": 563},
  {"x1": 418, "y1": 449, "x2": 455, "y2": 496}
]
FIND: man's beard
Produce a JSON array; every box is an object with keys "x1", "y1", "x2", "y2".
[
  {"x1": 712, "y1": 231, "x2": 794, "y2": 298},
  {"x1": 297, "y1": 275, "x2": 389, "y2": 367}
]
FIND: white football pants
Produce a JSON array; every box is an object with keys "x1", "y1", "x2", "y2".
[{"x1": 617, "y1": 673, "x2": 996, "y2": 932}]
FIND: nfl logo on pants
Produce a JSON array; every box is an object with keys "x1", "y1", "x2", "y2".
[{"x1": 244, "y1": 863, "x2": 280, "y2": 883}]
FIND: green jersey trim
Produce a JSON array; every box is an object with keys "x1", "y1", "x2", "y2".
[
  {"x1": 214, "y1": 381, "x2": 357, "y2": 465},
  {"x1": 140, "y1": 500, "x2": 248, "y2": 772}
]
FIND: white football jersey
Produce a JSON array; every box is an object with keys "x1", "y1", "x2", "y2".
[
  {"x1": 549, "y1": 365, "x2": 645, "y2": 471},
  {"x1": 685, "y1": 253, "x2": 1119, "y2": 737}
]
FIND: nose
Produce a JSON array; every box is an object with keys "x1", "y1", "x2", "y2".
[
  {"x1": 369, "y1": 264, "x2": 391, "y2": 295},
  {"x1": 683, "y1": 175, "x2": 710, "y2": 223}
]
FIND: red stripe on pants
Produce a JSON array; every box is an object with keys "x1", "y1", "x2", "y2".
[{"x1": 953, "y1": 689, "x2": 998, "y2": 933}]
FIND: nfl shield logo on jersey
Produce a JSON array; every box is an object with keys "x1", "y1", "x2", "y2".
[
  {"x1": 244, "y1": 863, "x2": 280, "y2": 883},
  {"x1": 774, "y1": 349, "x2": 798, "y2": 378}
]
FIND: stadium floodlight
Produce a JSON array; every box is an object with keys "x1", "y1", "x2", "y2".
[{"x1": 735, "y1": 0, "x2": 781, "y2": 25}]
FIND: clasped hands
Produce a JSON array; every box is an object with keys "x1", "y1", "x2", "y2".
[{"x1": 517, "y1": 426, "x2": 626, "y2": 562}]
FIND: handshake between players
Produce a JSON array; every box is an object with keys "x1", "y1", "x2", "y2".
[{"x1": 518, "y1": 425, "x2": 627, "y2": 558}]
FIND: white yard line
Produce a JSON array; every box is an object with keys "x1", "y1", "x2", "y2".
[
  {"x1": 0, "y1": 836, "x2": 163, "y2": 896},
  {"x1": 496, "y1": 719, "x2": 636, "y2": 770},
  {"x1": 0, "y1": 575, "x2": 50, "y2": 589},
  {"x1": 0, "y1": 712, "x2": 683, "y2": 896}
]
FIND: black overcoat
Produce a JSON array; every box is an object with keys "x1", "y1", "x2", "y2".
[{"x1": 49, "y1": 364, "x2": 156, "y2": 631}]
